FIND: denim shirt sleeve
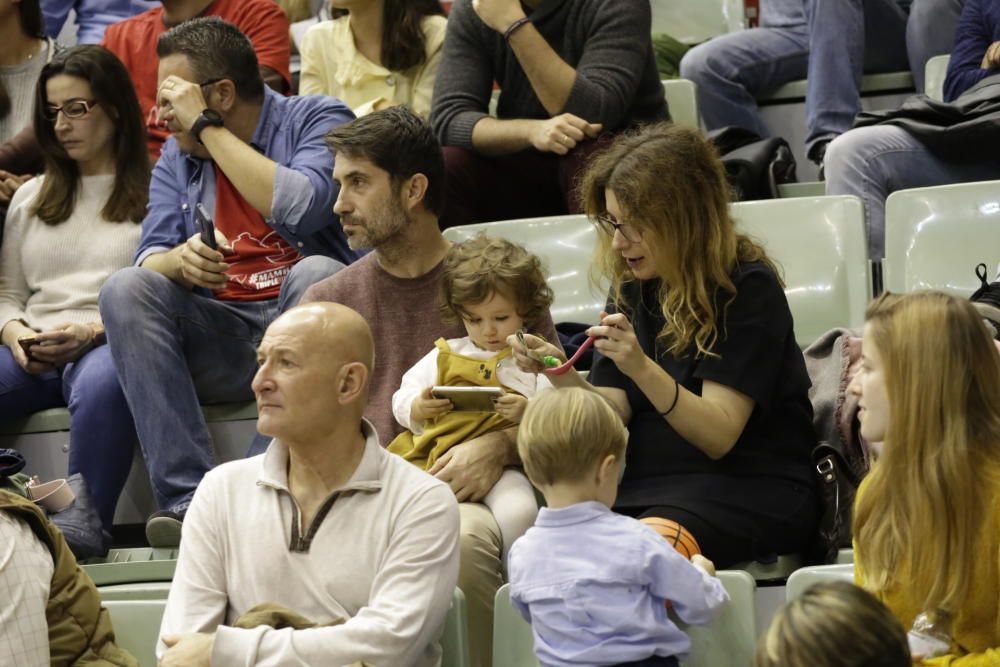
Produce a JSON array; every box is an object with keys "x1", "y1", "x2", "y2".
[
  {"x1": 269, "y1": 98, "x2": 355, "y2": 241},
  {"x1": 136, "y1": 141, "x2": 189, "y2": 266},
  {"x1": 42, "y1": 0, "x2": 74, "y2": 39}
]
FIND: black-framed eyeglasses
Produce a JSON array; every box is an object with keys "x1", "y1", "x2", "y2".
[
  {"x1": 43, "y1": 99, "x2": 99, "y2": 121},
  {"x1": 199, "y1": 78, "x2": 226, "y2": 93},
  {"x1": 594, "y1": 212, "x2": 643, "y2": 243}
]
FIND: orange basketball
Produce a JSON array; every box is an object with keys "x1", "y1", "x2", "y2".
[{"x1": 640, "y1": 517, "x2": 702, "y2": 560}]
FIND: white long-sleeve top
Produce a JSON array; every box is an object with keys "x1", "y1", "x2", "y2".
[
  {"x1": 0, "y1": 174, "x2": 140, "y2": 332},
  {"x1": 157, "y1": 420, "x2": 461, "y2": 667},
  {"x1": 392, "y1": 336, "x2": 554, "y2": 435}
]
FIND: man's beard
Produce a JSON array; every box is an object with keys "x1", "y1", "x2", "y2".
[{"x1": 343, "y1": 197, "x2": 409, "y2": 251}]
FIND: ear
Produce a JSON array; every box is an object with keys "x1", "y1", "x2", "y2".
[
  {"x1": 214, "y1": 79, "x2": 238, "y2": 113},
  {"x1": 336, "y1": 361, "x2": 369, "y2": 406},
  {"x1": 401, "y1": 173, "x2": 429, "y2": 213},
  {"x1": 594, "y1": 453, "x2": 618, "y2": 486}
]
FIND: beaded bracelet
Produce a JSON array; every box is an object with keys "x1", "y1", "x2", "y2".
[
  {"x1": 660, "y1": 377, "x2": 680, "y2": 417},
  {"x1": 503, "y1": 16, "x2": 531, "y2": 42}
]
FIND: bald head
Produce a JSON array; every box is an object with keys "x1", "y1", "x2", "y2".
[
  {"x1": 269, "y1": 302, "x2": 374, "y2": 372},
  {"x1": 253, "y1": 303, "x2": 375, "y2": 443}
]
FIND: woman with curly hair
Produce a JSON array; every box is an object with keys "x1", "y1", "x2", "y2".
[{"x1": 513, "y1": 122, "x2": 817, "y2": 567}]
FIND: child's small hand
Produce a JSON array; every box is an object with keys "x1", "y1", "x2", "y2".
[
  {"x1": 691, "y1": 554, "x2": 716, "y2": 576},
  {"x1": 411, "y1": 387, "x2": 453, "y2": 423},
  {"x1": 493, "y1": 393, "x2": 527, "y2": 423}
]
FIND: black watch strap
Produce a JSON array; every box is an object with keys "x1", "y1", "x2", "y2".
[{"x1": 191, "y1": 109, "x2": 224, "y2": 144}]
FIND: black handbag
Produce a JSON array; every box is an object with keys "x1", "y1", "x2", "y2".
[{"x1": 812, "y1": 440, "x2": 862, "y2": 564}]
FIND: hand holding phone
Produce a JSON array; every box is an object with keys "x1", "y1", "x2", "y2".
[{"x1": 196, "y1": 203, "x2": 217, "y2": 250}]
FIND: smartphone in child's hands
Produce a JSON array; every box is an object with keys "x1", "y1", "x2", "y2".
[
  {"x1": 195, "y1": 202, "x2": 217, "y2": 250},
  {"x1": 431, "y1": 386, "x2": 504, "y2": 412}
]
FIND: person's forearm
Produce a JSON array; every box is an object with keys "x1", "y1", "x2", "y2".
[
  {"x1": 140, "y1": 247, "x2": 188, "y2": 286},
  {"x1": 631, "y1": 358, "x2": 741, "y2": 460},
  {"x1": 199, "y1": 126, "x2": 278, "y2": 218},
  {"x1": 471, "y1": 117, "x2": 539, "y2": 156},
  {"x1": 507, "y1": 24, "x2": 577, "y2": 116},
  {"x1": 0, "y1": 319, "x2": 32, "y2": 348}
]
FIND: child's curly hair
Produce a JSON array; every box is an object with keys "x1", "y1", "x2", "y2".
[{"x1": 440, "y1": 234, "x2": 554, "y2": 329}]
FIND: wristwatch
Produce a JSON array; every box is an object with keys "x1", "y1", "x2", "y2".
[{"x1": 190, "y1": 108, "x2": 224, "y2": 144}]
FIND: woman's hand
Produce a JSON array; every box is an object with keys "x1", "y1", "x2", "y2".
[
  {"x1": 506, "y1": 332, "x2": 565, "y2": 374},
  {"x1": 411, "y1": 387, "x2": 453, "y2": 424},
  {"x1": 1, "y1": 320, "x2": 55, "y2": 375},
  {"x1": 494, "y1": 393, "x2": 527, "y2": 423},
  {"x1": 587, "y1": 311, "x2": 649, "y2": 379},
  {"x1": 29, "y1": 323, "x2": 97, "y2": 367}
]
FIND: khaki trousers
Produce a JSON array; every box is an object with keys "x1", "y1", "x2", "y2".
[{"x1": 459, "y1": 502, "x2": 503, "y2": 667}]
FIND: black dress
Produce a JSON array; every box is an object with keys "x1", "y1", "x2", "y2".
[{"x1": 590, "y1": 262, "x2": 818, "y2": 567}]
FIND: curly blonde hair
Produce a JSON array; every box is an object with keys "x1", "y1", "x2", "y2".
[
  {"x1": 578, "y1": 123, "x2": 779, "y2": 358},
  {"x1": 439, "y1": 234, "x2": 553, "y2": 329}
]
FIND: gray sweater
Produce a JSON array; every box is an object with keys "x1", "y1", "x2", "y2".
[{"x1": 430, "y1": 0, "x2": 669, "y2": 149}]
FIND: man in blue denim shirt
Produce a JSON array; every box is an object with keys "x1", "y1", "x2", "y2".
[{"x1": 99, "y1": 17, "x2": 354, "y2": 547}]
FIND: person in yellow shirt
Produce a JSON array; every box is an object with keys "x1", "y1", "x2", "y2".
[
  {"x1": 849, "y1": 291, "x2": 1000, "y2": 666},
  {"x1": 299, "y1": 0, "x2": 446, "y2": 118}
]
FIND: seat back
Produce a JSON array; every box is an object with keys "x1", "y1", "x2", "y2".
[
  {"x1": 924, "y1": 54, "x2": 951, "y2": 103},
  {"x1": 785, "y1": 563, "x2": 856, "y2": 602},
  {"x1": 441, "y1": 588, "x2": 471, "y2": 667},
  {"x1": 662, "y1": 79, "x2": 700, "y2": 129},
  {"x1": 883, "y1": 180, "x2": 1000, "y2": 295},
  {"x1": 493, "y1": 571, "x2": 757, "y2": 667},
  {"x1": 443, "y1": 216, "x2": 606, "y2": 326},
  {"x1": 103, "y1": 598, "x2": 168, "y2": 667},
  {"x1": 731, "y1": 196, "x2": 871, "y2": 346},
  {"x1": 650, "y1": 0, "x2": 745, "y2": 44}
]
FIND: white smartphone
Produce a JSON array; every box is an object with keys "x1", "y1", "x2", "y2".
[{"x1": 431, "y1": 386, "x2": 503, "y2": 412}]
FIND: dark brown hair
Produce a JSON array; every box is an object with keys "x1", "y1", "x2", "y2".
[
  {"x1": 325, "y1": 105, "x2": 444, "y2": 215},
  {"x1": 32, "y1": 45, "x2": 150, "y2": 225},
  {"x1": 333, "y1": 0, "x2": 444, "y2": 72},
  {"x1": 439, "y1": 234, "x2": 553, "y2": 331},
  {"x1": 0, "y1": 0, "x2": 44, "y2": 119}
]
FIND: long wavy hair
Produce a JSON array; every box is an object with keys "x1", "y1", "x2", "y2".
[
  {"x1": 32, "y1": 45, "x2": 150, "y2": 225},
  {"x1": 578, "y1": 123, "x2": 778, "y2": 358},
  {"x1": 333, "y1": 0, "x2": 444, "y2": 72},
  {"x1": 853, "y1": 291, "x2": 1000, "y2": 613},
  {"x1": 0, "y1": 0, "x2": 44, "y2": 119}
]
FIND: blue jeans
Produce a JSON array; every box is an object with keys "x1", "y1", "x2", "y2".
[
  {"x1": 681, "y1": 0, "x2": 963, "y2": 152},
  {"x1": 0, "y1": 344, "x2": 136, "y2": 529},
  {"x1": 824, "y1": 125, "x2": 1000, "y2": 259},
  {"x1": 98, "y1": 255, "x2": 344, "y2": 514}
]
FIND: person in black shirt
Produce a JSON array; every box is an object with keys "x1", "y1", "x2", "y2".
[{"x1": 510, "y1": 123, "x2": 817, "y2": 567}]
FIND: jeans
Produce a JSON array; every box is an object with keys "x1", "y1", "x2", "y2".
[
  {"x1": 0, "y1": 345, "x2": 136, "y2": 529},
  {"x1": 99, "y1": 255, "x2": 344, "y2": 514},
  {"x1": 824, "y1": 125, "x2": 1000, "y2": 259},
  {"x1": 681, "y1": 0, "x2": 963, "y2": 152}
]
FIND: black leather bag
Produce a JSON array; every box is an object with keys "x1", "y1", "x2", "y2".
[
  {"x1": 708, "y1": 127, "x2": 798, "y2": 201},
  {"x1": 812, "y1": 440, "x2": 862, "y2": 564}
]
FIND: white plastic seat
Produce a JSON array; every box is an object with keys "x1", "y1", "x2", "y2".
[
  {"x1": 924, "y1": 54, "x2": 951, "y2": 103},
  {"x1": 883, "y1": 180, "x2": 1000, "y2": 295},
  {"x1": 443, "y1": 215, "x2": 606, "y2": 326},
  {"x1": 663, "y1": 79, "x2": 700, "y2": 129},
  {"x1": 103, "y1": 598, "x2": 167, "y2": 667},
  {"x1": 785, "y1": 563, "x2": 856, "y2": 601},
  {"x1": 650, "y1": 0, "x2": 745, "y2": 44},
  {"x1": 493, "y1": 570, "x2": 757, "y2": 667},
  {"x1": 731, "y1": 196, "x2": 872, "y2": 346}
]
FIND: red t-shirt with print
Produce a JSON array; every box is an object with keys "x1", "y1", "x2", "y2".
[
  {"x1": 102, "y1": 0, "x2": 290, "y2": 159},
  {"x1": 212, "y1": 166, "x2": 302, "y2": 301}
]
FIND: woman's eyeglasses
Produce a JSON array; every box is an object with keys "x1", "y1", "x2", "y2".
[
  {"x1": 43, "y1": 99, "x2": 98, "y2": 121},
  {"x1": 594, "y1": 212, "x2": 643, "y2": 243}
]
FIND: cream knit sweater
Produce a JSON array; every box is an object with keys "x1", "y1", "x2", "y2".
[{"x1": 0, "y1": 174, "x2": 141, "y2": 333}]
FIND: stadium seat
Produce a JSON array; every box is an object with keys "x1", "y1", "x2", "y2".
[
  {"x1": 442, "y1": 588, "x2": 472, "y2": 667},
  {"x1": 662, "y1": 79, "x2": 700, "y2": 129},
  {"x1": 443, "y1": 216, "x2": 607, "y2": 326},
  {"x1": 103, "y1": 598, "x2": 167, "y2": 667},
  {"x1": 650, "y1": 0, "x2": 745, "y2": 45},
  {"x1": 883, "y1": 180, "x2": 1000, "y2": 296},
  {"x1": 99, "y1": 582, "x2": 172, "y2": 602},
  {"x1": 493, "y1": 570, "x2": 757, "y2": 667},
  {"x1": 83, "y1": 547, "x2": 178, "y2": 586},
  {"x1": 924, "y1": 54, "x2": 951, "y2": 103},
  {"x1": 732, "y1": 196, "x2": 871, "y2": 346},
  {"x1": 785, "y1": 563, "x2": 856, "y2": 601},
  {"x1": 446, "y1": 196, "x2": 870, "y2": 346}
]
